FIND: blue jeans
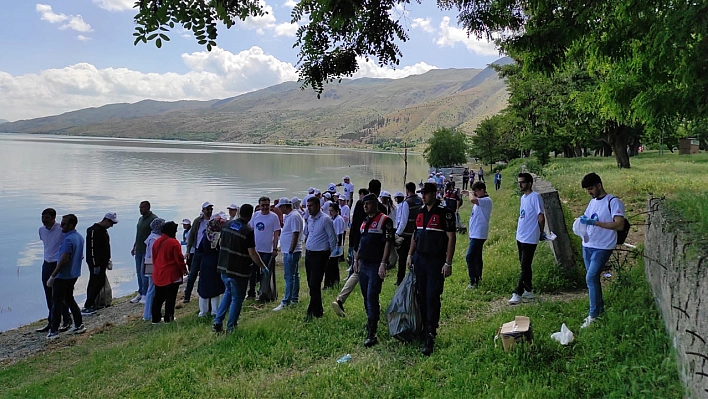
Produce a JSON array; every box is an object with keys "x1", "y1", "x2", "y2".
[
  {"x1": 583, "y1": 247, "x2": 613, "y2": 318},
  {"x1": 215, "y1": 274, "x2": 249, "y2": 331},
  {"x1": 282, "y1": 252, "x2": 301, "y2": 305},
  {"x1": 465, "y1": 238, "x2": 486, "y2": 285},
  {"x1": 358, "y1": 261, "x2": 383, "y2": 323},
  {"x1": 143, "y1": 276, "x2": 155, "y2": 320},
  {"x1": 135, "y1": 252, "x2": 148, "y2": 295}
]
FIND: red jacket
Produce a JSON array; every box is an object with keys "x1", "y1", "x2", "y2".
[{"x1": 152, "y1": 234, "x2": 187, "y2": 287}]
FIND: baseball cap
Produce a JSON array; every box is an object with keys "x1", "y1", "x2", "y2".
[
  {"x1": 104, "y1": 212, "x2": 118, "y2": 224},
  {"x1": 343, "y1": 175, "x2": 350, "y2": 180},
  {"x1": 338, "y1": 195, "x2": 347, "y2": 201},
  {"x1": 379, "y1": 191, "x2": 391, "y2": 198},
  {"x1": 323, "y1": 192, "x2": 332, "y2": 199},
  {"x1": 182, "y1": 218, "x2": 192, "y2": 225},
  {"x1": 227, "y1": 204, "x2": 238, "y2": 210},
  {"x1": 291, "y1": 196, "x2": 301, "y2": 204},
  {"x1": 201, "y1": 201, "x2": 213, "y2": 209},
  {"x1": 418, "y1": 182, "x2": 438, "y2": 193},
  {"x1": 308, "y1": 187, "x2": 315, "y2": 194},
  {"x1": 394, "y1": 191, "x2": 404, "y2": 198},
  {"x1": 314, "y1": 189, "x2": 321, "y2": 195},
  {"x1": 276, "y1": 197, "x2": 291, "y2": 207},
  {"x1": 328, "y1": 183, "x2": 337, "y2": 192}
]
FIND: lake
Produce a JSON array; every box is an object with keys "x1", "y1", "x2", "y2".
[{"x1": 0, "y1": 133, "x2": 429, "y2": 331}]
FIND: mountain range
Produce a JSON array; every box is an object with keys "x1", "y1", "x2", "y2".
[{"x1": 1, "y1": 58, "x2": 511, "y2": 146}]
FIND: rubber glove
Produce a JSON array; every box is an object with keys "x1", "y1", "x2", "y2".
[{"x1": 580, "y1": 215, "x2": 596, "y2": 226}]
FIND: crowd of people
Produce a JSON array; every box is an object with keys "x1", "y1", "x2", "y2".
[{"x1": 36, "y1": 169, "x2": 625, "y2": 354}]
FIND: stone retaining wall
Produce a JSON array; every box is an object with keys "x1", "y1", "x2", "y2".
[{"x1": 644, "y1": 197, "x2": 708, "y2": 399}]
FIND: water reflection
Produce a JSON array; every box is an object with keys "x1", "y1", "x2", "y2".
[{"x1": 0, "y1": 133, "x2": 429, "y2": 331}]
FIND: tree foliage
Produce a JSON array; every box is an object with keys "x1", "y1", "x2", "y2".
[
  {"x1": 423, "y1": 128, "x2": 469, "y2": 168},
  {"x1": 470, "y1": 113, "x2": 519, "y2": 166}
]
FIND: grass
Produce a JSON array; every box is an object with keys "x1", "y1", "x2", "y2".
[{"x1": 2, "y1": 152, "x2": 703, "y2": 398}]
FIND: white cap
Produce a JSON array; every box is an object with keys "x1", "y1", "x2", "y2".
[
  {"x1": 182, "y1": 218, "x2": 192, "y2": 225},
  {"x1": 338, "y1": 194, "x2": 347, "y2": 201},
  {"x1": 104, "y1": 212, "x2": 118, "y2": 224},
  {"x1": 276, "y1": 197, "x2": 292, "y2": 207},
  {"x1": 308, "y1": 187, "x2": 315, "y2": 194},
  {"x1": 394, "y1": 191, "x2": 404, "y2": 198},
  {"x1": 291, "y1": 196, "x2": 301, "y2": 204},
  {"x1": 379, "y1": 191, "x2": 391, "y2": 198},
  {"x1": 323, "y1": 192, "x2": 332, "y2": 199},
  {"x1": 328, "y1": 183, "x2": 337, "y2": 192},
  {"x1": 227, "y1": 203, "x2": 239, "y2": 210},
  {"x1": 314, "y1": 189, "x2": 321, "y2": 195},
  {"x1": 201, "y1": 201, "x2": 213, "y2": 209},
  {"x1": 343, "y1": 175, "x2": 350, "y2": 180}
]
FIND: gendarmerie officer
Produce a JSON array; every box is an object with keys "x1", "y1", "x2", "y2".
[
  {"x1": 353, "y1": 193, "x2": 395, "y2": 347},
  {"x1": 406, "y1": 182, "x2": 456, "y2": 356}
]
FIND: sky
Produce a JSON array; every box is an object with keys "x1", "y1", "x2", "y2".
[{"x1": 0, "y1": 1, "x2": 503, "y2": 122}]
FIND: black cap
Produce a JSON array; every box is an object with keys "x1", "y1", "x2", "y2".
[
  {"x1": 417, "y1": 182, "x2": 438, "y2": 194},
  {"x1": 362, "y1": 193, "x2": 378, "y2": 202}
]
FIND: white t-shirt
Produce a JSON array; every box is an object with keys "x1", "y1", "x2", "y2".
[
  {"x1": 340, "y1": 204, "x2": 351, "y2": 227},
  {"x1": 39, "y1": 222, "x2": 64, "y2": 262},
  {"x1": 280, "y1": 211, "x2": 304, "y2": 253},
  {"x1": 583, "y1": 194, "x2": 625, "y2": 250},
  {"x1": 342, "y1": 182, "x2": 354, "y2": 200},
  {"x1": 468, "y1": 196, "x2": 493, "y2": 239},
  {"x1": 333, "y1": 215, "x2": 345, "y2": 236},
  {"x1": 249, "y1": 211, "x2": 281, "y2": 252},
  {"x1": 516, "y1": 191, "x2": 545, "y2": 244}
]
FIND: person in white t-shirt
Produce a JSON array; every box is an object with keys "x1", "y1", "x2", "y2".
[
  {"x1": 578, "y1": 173, "x2": 626, "y2": 328},
  {"x1": 248, "y1": 196, "x2": 281, "y2": 299},
  {"x1": 509, "y1": 173, "x2": 545, "y2": 305},
  {"x1": 462, "y1": 182, "x2": 493, "y2": 289},
  {"x1": 337, "y1": 176, "x2": 355, "y2": 206},
  {"x1": 273, "y1": 198, "x2": 304, "y2": 311},
  {"x1": 37, "y1": 208, "x2": 72, "y2": 333}
]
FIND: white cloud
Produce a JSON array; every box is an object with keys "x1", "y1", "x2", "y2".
[
  {"x1": 412, "y1": 17, "x2": 434, "y2": 33},
  {"x1": 390, "y1": 4, "x2": 409, "y2": 20},
  {"x1": 283, "y1": 0, "x2": 297, "y2": 7},
  {"x1": 239, "y1": 0, "x2": 277, "y2": 31},
  {"x1": 36, "y1": 4, "x2": 93, "y2": 33},
  {"x1": 77, "y1": 35, "x2": 92, "y2": 41},
  {"x1": 436, "y1": 16, "x2": 498, "y2": 56},
  {"x1": 351, "y1": 58, "x2": 438, "y2": 79},
  {"x1": 274, "y1": 22, "x2": 299, "y2": 37},
  {"x1": 0, "y1": 47, "x2": 298, "y2": 121},
  {"x1": 91, "y1": 0, "x2": 135, "y2": 12}
]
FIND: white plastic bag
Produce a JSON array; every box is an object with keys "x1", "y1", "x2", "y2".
[
  {"x1": 572, "y1": 218, "x2": 590, "y2": 243},
  {"x1": 551, "y1": 323, "x2": 574, "y2": 345}
]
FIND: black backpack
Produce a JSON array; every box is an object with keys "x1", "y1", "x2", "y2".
[{"x1": 608, "y1": 197, "x2": 630, "y2": 245}]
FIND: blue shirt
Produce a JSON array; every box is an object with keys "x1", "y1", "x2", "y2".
[
  {"x1": 304, "y1": 211, "x2": 337, "y2": 252},
  {"x1": 57, "y1": 230, "x2": 84, "y2": 279}
]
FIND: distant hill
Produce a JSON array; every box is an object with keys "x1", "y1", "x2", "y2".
[{"x1": 1, "y1": 58, "x2": 511, "y2": 146}]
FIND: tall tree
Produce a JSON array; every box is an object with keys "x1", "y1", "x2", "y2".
[{"x1": 423, "y1": 128, "x2": 469, "y2": 168}]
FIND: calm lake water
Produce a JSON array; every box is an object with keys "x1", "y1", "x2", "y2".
[{"x1": 0, "y1": 133, "x2": 429, "y2": 331}]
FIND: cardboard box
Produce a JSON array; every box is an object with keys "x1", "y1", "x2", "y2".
[{"x1": 498, "y1": 316, "x2": 534, "y2": 352}]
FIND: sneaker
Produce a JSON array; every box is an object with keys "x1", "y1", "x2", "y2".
[
  {"x1": 212, "y1": 323, "x2": 223, "y2": 333},
  {"x1": 70, "y1": 324, "x2": 86, "y2": 334},
  {"x1": 521, "y1": 290, "x2": 535, "y2": 300},
  {"x1": 273, "y1": 303, "x2": 287, "y2": 311},
  {"x1": 332, "y1": 300, "x2": 345, "y2": 317},
  {"x1": 130, "y1": 294, "x2": 142, "y2": 304},
  {"x1": 580, "y1": 316, "x2": 596, "y2": 329},
  {"x1": 508, "y1": 293, "x2": 522, "y2": 305},
  {"x1": 139, "y1": 298, "x2": 147, "y2": 305},
  {"x1": 46, "y1": 331, "x2": 60, "y2": 340},
  {"x1": 59, "y1": 322, "x2": 72, "y2": 332},
  {"x1": 467, "y1": 283, "x2": 479, "y2": 290},
  {"x1": 35, "y1": 324, "x2": 51, "y2": 333},
  {"x1": 81, "y1": 307, "x2": 96, "y2": 315}
]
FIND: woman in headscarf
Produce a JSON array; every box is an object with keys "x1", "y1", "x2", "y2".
[
  {"x1": 143, "y1": 217, "x2": 165, "y2": 321},
  {"x1": 197, "y1": 214, "x2": 226, "y2": 317},
  {"x1": 152, "y1": 221, "x2": 187, "y2": 323}
]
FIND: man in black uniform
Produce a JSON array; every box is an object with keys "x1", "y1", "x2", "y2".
[
  {"x1": 407, "y1": 182, "x2": 456, "y2": 356},
  {"x1": 394, "y1": 182, "x2": 423, "y2": 285},
  {"x1": 353, "y1": 193, "x2": 395, "y2": 347},
  {"x1": 82, "y1": 212, "x2": 117, "y2": 315}
]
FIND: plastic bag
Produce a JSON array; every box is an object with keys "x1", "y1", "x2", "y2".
[
  {"x1": 258, "y1": 256, "x2": 278, "y2": 302},
  {"x1": 572, "y1": 218, "x2": 589, "y2": 243},
  {"x1": 550, "y1": 323, "x2": 574, "y2": 345},
  {"x1": 385, "y1": 271, "x2": 421, "y2": 343}
]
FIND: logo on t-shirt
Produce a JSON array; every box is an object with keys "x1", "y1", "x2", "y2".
[
  {"x1": 231, "y1": 221, "x2": 243, "y2": 231},
  {"x1": 520, "y1": 209, "x2": 526, "y2": 219},
  {"x1": 256, "y1": 222, "x2": 265, "y2": 231},
  {"x1": 590, "y1": 213, "x2": 599, "y2": 221}
]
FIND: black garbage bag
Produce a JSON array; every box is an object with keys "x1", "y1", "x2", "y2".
[
  {"x1": 386, "y1": 271, "x2": 421, "y2": 343},
  {"x1": 258, "y1": 256, "x2": 278, "y2": 302}
]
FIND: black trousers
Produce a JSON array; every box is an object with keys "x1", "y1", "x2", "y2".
[
  {"x1": 323, "y1": 256, "x2": 340, "y2": 289},
  {"x1": 396, "y1": 235, "x2": 413, "y2": 285},
  {"x1": 184, "y1": 251, "x2": 202, "y2": 301},
  {"x1": 51, "y1": 277, "x2": 82, "y2": 332},
  {"x1": 84, "y1": 266, "x2": 107, "y2": 309},
  {"x1": 152, "y1": 283, "x2": 180, "y2": 323},
  {"x1": 42, "y1": 261, "x2": 71, "y2": 325},
  {"x1": 413, "y1": 253, "x2": 445, "y2": 336},
  {"x1": 305, "y1": 250, "x2": 329, "y2": 317},
  {"x1": 514, "y1": 241, "x2": 538, "y2": 294}
]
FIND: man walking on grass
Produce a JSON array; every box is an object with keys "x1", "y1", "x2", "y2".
[
  {"x1": 304, "y1": 196, "x2": 337, "y2": 319},
  {"x1": 509, "y1": 173, "x2": 545, "y2": 305},
  {"x1": 578, "y1": 173, "x2": 626, "y2": 328},
  {"x1": 249, "y1": 196, "x2": 281, "y2": 299},
  {"x1": 463, "y1": 182, "x2": 492, "y2": 289},
  {"x1": 81, "y1": 212, "x2": 117, "y2": 315},
  {"x1": 131, "y1": 201, "x2": 157, "y2": 304},
  {"x1": 273, "y1": 198, "x2": 303, "y2": 311},
  {"x1": 37, "y1": 208, "x2": 72, "y2": 333}
]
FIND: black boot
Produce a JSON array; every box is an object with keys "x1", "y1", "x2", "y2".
[
  {"x1": 364, "y1": 320, "x2": 379, "y2": 347},
  {"x1": 421, "y1": 331, "x2": 435, "y2": 356}
]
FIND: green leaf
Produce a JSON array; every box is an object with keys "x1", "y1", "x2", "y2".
[
  {"x1": 156, "y1": 38, "x2": 162, "y2": 48},
  {"x1": 159, "y1": 34, "x2": 170, "y2": 41}
]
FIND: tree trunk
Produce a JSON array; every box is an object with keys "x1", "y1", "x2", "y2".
[{"x1": 604, "y1": 122, "x2": 631, "y2": 169}]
